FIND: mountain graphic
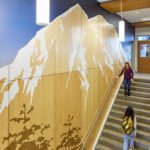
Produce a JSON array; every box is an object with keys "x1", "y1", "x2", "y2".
[{"x1": 0, "y1": 4, "x2": 126, "y2": 149}]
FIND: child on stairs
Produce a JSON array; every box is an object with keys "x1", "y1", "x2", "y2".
[
  {"x1": 117, "y1": 62, "x2": 134, "y2": 96},
  {"x1": 122, "y1": 107, "x2": 137, "y2": 150}
]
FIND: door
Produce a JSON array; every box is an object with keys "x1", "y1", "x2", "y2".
[{"x1": 138, "y1": 41, "x2": 150, "y2": 73}]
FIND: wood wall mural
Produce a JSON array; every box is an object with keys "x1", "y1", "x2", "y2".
[{"x1": 0, "y1": 4, "x2": 126, "y2": 149}]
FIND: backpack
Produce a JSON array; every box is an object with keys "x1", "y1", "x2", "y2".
[{"x1": 122, "y1": 116, "x2": 134, "y2": 135}]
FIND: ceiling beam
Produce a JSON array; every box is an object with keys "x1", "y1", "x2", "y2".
[
  {"x1": 100, "y1": 0, "x2": 150, "y2": 13},
  {"x1": 131, "y1": 21, "x2": 150, "y2": 28}
]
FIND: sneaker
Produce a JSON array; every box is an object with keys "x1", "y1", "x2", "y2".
[{"x1": 128, "y1": 91, "x2": 130, "y2": 96}]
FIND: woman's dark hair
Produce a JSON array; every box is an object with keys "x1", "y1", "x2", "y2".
[
  {"x1": 124, "y1": 62, "x2": 131, "y2": 68},
  {"x1": 123, "y1": 106, "x2": 134, "y2": 121},
  {"x1": 123, "y1": 62, "x2": 131, "y2": 72}
]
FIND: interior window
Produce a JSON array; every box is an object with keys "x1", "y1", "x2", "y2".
[
  {"x1": 140, "y1": 44, "x2": 150, "y2": 58},
  {"x1": 138, "y1": 35, "x2": 150, "y2": 41}
]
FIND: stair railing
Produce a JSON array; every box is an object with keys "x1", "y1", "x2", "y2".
[{"x1": 81, "y1": 64, "x2": 123, "y2": 150}]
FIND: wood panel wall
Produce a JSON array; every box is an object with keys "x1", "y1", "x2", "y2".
[{"x1": 0, "y1": 4, "x2": 125, "y2": 149}]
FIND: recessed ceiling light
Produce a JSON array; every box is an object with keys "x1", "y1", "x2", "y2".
[
  {"x1": 136, "y1": 11, "x2": 140, "y2": 14},
  {"x1": 142, "y1": 18, "x2": 150, "y2": 21}
]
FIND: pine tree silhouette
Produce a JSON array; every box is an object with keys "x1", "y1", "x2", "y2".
[
  {"x1": 56, "y1": 115, "x2": 82, "y2": 150},
  {"x1": 2, "y1": 104, "x2": 53, "y2": 150}
]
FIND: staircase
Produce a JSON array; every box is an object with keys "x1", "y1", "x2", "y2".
[{"x1": 95, "y1": 78, "x2": 150, "y2": 150}]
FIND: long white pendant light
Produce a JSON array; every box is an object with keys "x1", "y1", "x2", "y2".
[
  {"x1": 36, "y1": 0, "x2": 50, "y2": 26},
  {"x1": 119, "y1": 20, "x2": 125, "y2": 41},
  {"x1": 119, "y1": 0, "x2": 125, "y2": 42}
]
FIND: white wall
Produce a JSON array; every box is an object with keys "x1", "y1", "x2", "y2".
[{"x1": 132, "y1": 27, "x2": 150, "y2": 72}]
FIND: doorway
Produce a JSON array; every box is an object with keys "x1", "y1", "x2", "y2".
[{"x1": 138, "y1": 41, "x2": 150, "y2": 73}]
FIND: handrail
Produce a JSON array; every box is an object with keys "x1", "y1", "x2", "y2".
[{"x1": 81, "y1": 64, "x2": 122, "y2": 150}]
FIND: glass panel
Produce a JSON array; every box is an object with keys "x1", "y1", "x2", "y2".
[
  {"x1": 140, "y1": 44, "x2": 150, "y2": 58},
  {"x1": 138, "y1": 35, "x2": 150, "y2": 41},
  {"x1": 123, "y1": 44, "x2": 132, "y2": 62}
]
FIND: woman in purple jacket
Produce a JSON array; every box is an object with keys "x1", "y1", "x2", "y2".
[{"x1": 118, "y1": 62, "x2": 134, "y2": 96}]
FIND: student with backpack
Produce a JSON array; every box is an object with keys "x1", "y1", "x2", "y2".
[
  {"x1": 122, "y1": 107, "x2": 136, "y2": 150},
  {"x1": 117, "y1": 62, "x2": 134, "y2": 96}
]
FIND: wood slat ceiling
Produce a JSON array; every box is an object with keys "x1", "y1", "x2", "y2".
[
  {"x1": 100, "y1": 0, "x2": 150, "y2": 13},
  {"x1": 131, "y1": 21, "x2": 150, "y2": 28}
]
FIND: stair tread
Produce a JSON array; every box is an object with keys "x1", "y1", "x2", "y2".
[
  {"x1": 99, "y1": 137, "x2": 143, "y2": 150},
  {"x1": 120, "y1": 89, "x2": 150, "y2": 95},
  {"x1": 95, "y1": 79, "x2": 150, "y2": 150},
  {"x1": 131, "y1": 81, "x2": 150, "y2": 85},
  {"x1": 103, "y1": 129, "x2": 150, "y2": 145},
  {"x1": 121, "y1": 85, "x2": 150, "y2": 90},
  {"x1": 116, "y1": 99, "x2": 150, "y2": 107},
  {"x1": 114, "y1": 104, "x2": 150, "y2": 114},
  {"x1": 111, "y1": 109, "x2": 150, "y2": 121},
  {"x1": 96, "y1": 143, "x2": 113, "y2": 150},
  {"x1": 106, "y1": 122, "x2": 150, "y2": 136},
  {"x1": 100, "y1": 137, "x2": 122, "y2": 149},
  {"x1": 134, "y1": 78, "x2": 150, "y2": 83},
  {"x1": 117, "y1": 94, "x2": 150, "y2": 101},
  {"x1": 108, "y1": 116, "x2": 150, "y2": 129}
]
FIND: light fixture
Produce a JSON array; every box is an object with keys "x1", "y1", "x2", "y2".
[
  {"x1": 136, "y1": 11, "x2": 140, "y2": 14},
  {"x1": 119, "y1": 0, "x2": 125, "y2": 42},
  {"x1": 119, "y1": 20, "x2": 125, "y2": 41},
  {"x1": 36, "y1": 0, "x2": 50, "y2": 26},
  {"x1": 97, "y1": 0, "x2": 111, "y2": 2},
  {"x1": 142, "y1": 18, "x2": 150, "y2": 21}
]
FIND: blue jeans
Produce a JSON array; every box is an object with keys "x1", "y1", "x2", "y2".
[
  {"x1": 123, "y1": 131, "x2": 135, "y2": 150},
  {"x1": 124, "y1": 79, "x2": 131, "y2": 95}
]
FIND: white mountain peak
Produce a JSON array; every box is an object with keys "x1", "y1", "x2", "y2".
[{"x1": 0, "y1": 4, "x2": 126, "y2": 113}]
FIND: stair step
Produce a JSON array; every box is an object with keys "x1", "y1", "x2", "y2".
[
  {"x1": 108, "y1": 116, "x2": 150, "y2": 133},
  {"x1": 99, "y1": 137, "x2": 122, "y2": 150},
  {"x1": 102, "y1": 129, "x2": 150, "y2": 149},
  {"x1": 105, "y1": 122, "x2": 150, "y2": 142},
  {"x1": 110, "y1": 110, "x2": 150, "y2": 125},
  {"x1": 120, "y1": 85, "x2": 150, "y2": 93},
  {"x1": 119, "y1": 90, "x2": 150, "y2": 99},
  {"x1": 98, "y1": 137, "x2": 143, "y2": 150},
  {"x1": 134, "y1": 78, "x2": 150, "y2": 84},
  {"x1": 115, "y1": 99, "x2": 150, "y2": 111},
  {"x1": 95, "y1": 143, "x2": 114, "y2": 150},
  {"x1": 132, "y1": 82, "x2": 150, "y2": 88},
  {"x1": 106, "y1": 121, "x2": 148, "y2": 133},
  {"x1": 95, "y1": 78, "x2": 150, "y2": 150},
  {"x1": 117, "y1": 94, "x2": 150, "y2": 104},
  {"x1": 112, "y1": 104, "x2": 150, "y2": 117}
]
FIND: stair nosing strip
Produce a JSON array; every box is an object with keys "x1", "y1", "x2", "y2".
[
  {"x1": 131, "y1": 81, "x2": 150, "y2": 85},
  {"x1": 115, "y1": 99, "x2": 150, "y2": 107},
  {"x1": 106, "y1": 122, "x2": 150, "y2": 136},
  {"x1": 99, "y1": 137, "x2": 122, "y2": 148},
  {"x1": 119, "y1": 89, "x2": 150, "y2": 95},
  {"x1": 120, "y1": 85, "x2": 150, "y2": 90},
  {"x1": 111, "y1": 110, "x2": 150, "y2": 120},
  {"x1": 117, "y1": 94, "x2": 150, "y2": 101},
  {"x1": 113, "y1": 104, "x2": 150, "y2": 113},
  {"x1": 103, "y1": 129, "x2": 150, "y2": 145},
  {"x1": 108, "y1": 116, "x2": 150, "y2": 127}
]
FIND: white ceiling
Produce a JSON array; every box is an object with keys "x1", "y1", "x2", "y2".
[
  {"x1": 117, "y1": 8, "x2": 150, "y2": 23},
  {"x1": 97, "y1": 0, "x2": 150, "y2": 23}
]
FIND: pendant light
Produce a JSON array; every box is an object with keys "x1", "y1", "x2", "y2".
[
  {"x1": 119, "y1": 0, "x2": 125, "y2": 42},
  {"x1": 36, "y1": 0, "x2": 50, "y2": 26}
]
